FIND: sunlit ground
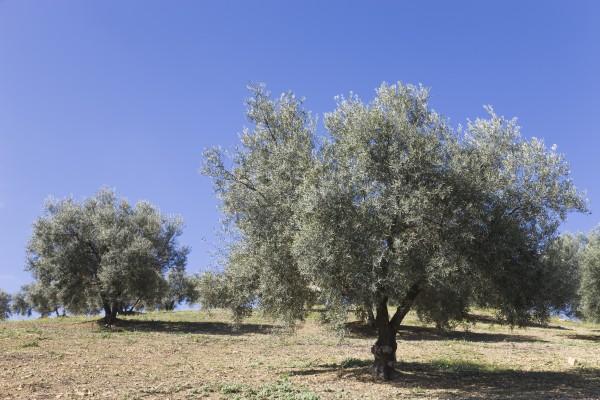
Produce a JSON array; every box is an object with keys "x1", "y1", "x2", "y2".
[{"x1": 1, "y1": 309, "x2": 599, "y2": 399}]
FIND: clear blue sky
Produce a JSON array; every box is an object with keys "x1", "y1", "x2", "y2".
[{"x1": 1, "y1": 1, "x2": 599, "y2": 293}]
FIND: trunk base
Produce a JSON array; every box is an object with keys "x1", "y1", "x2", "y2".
[
  {"x1": 371, "y1": 343, "x2": 397, "y2": 380},
  {"x1": 104, "y1": 314, "x2": 116, "y2": 327},
  {"x1": 103, "y1": 304, "x2": 118, "y2": 327}
]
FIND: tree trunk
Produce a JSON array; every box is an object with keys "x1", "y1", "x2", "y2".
[
  {"x1": 371, "y1": 283, "x2": 422, "y2": 380},
  {"x1": 103, "y1": 302, "x2": 117, "y2": 326},
  {"x1": 162, "y1": 300, "x2": 176, "y2": 311},
  {"x1": 371, "y1": 298, "x2": 397, "y2": 380}
]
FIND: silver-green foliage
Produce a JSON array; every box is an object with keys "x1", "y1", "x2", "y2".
[
  {"x1": 538, "y1": 233, "x2": 584, "y2": 317},
  {"x1": 0, "y1": 290, "x2": 10, "y2": 320},
  {"x1": 202, "y1": 83, "x2": 586, "y2": 329},
  {"x1": 26, "y1": 188, "x2": 189, "y2": 319},
  {"x1": 12, "y1": 282, "x2": 63, "y2": 317},
  {"x1": 10, "y1": 288, "x2": 30, "y2": 317},
  {"x1": 202, "y1": 85, "x2": 316, "y2": 325},
  {"x1": 580, "y1": 228, "x2": 600, "y2": 322},
  {"x1": 157, "y1": 267, "x2": 199, "y2": 311}
]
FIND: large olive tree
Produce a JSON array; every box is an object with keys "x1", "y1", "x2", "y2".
[
  {"x1": 26, "y1": 188, "x2": 189, "y2": 324},
  {"x1": 202, "y1": 83, "x2": 585, "y2": 379}
]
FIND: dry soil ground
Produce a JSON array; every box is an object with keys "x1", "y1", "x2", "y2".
[{"x1": 1, "y1": 309, "x2": 599, "y2": 400}]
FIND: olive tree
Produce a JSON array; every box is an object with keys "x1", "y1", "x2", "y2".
[
  {"x1": 26, "y1": 188, "x2": 189, "y2": 324},
  {"x1": 11, "y1": 289, "x2": 31, "y2": 317},
  {"x1": 156, "y1": 268, "x2": 199, "y2": 311},
  {"x1": 12, "y1": 283, "x2": 64, "y2": 317},
  {"x1": 539, "y1": 233, "x2": 585, "y2": 318},
  {"x1": 0, "y1": 290, "x2": 11, "y2": 320},
  {"x1": 202, "y1": 83, "x2": 586, "y2": 379},
  {"x1": 580, "y1": 228, "x2": 600, "y2": 322}
]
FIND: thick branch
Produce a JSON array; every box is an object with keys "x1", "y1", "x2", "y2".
[
  {"x1": 375, "y1": 296, "x2": 390, "y2": 326},
  {"x1": 390, "y1": 281, "x2": 422, "y2": 331}
]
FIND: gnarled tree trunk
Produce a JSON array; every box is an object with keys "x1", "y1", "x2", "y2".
[
  {"x1": 372, "y1": 298, "x2": 397, "y2": 380},
  {"x1": 371, "y1": 283, "x2": 422, "y2": 380}
]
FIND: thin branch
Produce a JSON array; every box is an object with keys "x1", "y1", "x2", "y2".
[
  {"x1": 128, "y1": 298, "x2": 141, "y2": 313},
  {"x1": 221, "y1": 170, "x2": 270, "y2": 203},
  {"x1": 261, "y1": 110, "x2": 279, "y2": 143},
  {"x1": 506, "y1": 206, "x2": 522, "y2": 217}
]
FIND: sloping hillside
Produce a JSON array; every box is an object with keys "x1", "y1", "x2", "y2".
[{"x1": 1, "y1": 310, "x2": 599, "y2": 399}]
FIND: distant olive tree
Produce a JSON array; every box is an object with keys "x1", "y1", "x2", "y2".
[
  {"x1": 202, "y1": 83, "x2": 586, "y2": 379},
  {"x1": 580, "y1": 228, "x2": 600, "y2": 322},
  {"x1": 196, "y1": 272, "x2": 229, "y2": 310},
  {"x1": 26, "y1": 188, "x2": 189, "y2": 324},
  {"x1": 156, "y1": 268, "x2": 199, "y2": 311},
  {"x1": 12, "y1": 283, "x2": 64, "y2": 317},
  {"x1": 540, "y1": 233, "x2": 585, "y2": 317},
  {"x1": 11, "y1": 289, "x2": 30, "y2": 317},
  {"x1": 0, "y1": 290, "x2": 11, "y2": 320}
]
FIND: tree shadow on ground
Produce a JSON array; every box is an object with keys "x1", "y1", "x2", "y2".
[
  {"x1": 291, "y1": 360, "x2": 600, "y2": 399},
  {"x1": 465, "y1": 313, "x2": 572, "y2": 331},
  {"x1": 564, "y1": 333, "x2": 600, "y2": 342},
  {"x1": 96, "y1": 318, "x2": 274, "y2": 335},
  {"x1": 345, "y1": 321, "x2": 545, "y2": 343}
]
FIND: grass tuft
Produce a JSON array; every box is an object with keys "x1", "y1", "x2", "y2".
[
  {"x1": 21, "y1": 340, "x2": 40, "y2": 348},
  {"x1": 218, "y1": 378, "x2": 319, "y2": 399},
  {"x1": 339, "y1": 357, "x2": 371, "y2": 369},
  {"x1": 252, "y1": 378, "x2": 319, "y2": 400},
  {"x1": 430, "y1": 358, "x2": 500, "y2": 373},
  {"x1": 220, "y1": 383, "x2": 246, "y2": 394}
]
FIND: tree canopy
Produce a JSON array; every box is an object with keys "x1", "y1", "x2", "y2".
[
  {"x1": 202, "y1": 85, "x2": 316, "y2": 325},
  {"x1": 202, "y1": 83, "x2": 586, "y2": 379},
  {"x1": 26, "y1": 188, "x2": 190, "y2": 324}
]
